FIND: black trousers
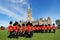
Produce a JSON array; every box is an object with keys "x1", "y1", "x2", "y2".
[
  {"x1": 22, "y1": 32, "x2": 25, "y2": 37},
  {"x1": 30, "y1": 31, "x2": 33, "y2": 37},
  {"x1": 33, "y1": 30, "x2": 36, "y2": 33},
  {"x1": 25, "y1": 30, "x2": 28, "y2": 37},
  {"x1": 45, "y1": 30, "x2": 47, "y2": 33},
  {"x1": 20, "y1": 32, "x2": 23, "y2": 37},
  {"x1": 27, "y1": 32, "x2": 32, "y2": 38},
  {"x1": 18, "y1": 32, "x2": 22, "y2": 36},
  {"x1": 53, "y1": 29, "x2": 55, "y2": 33},
  {"x1": 41, "y1": 30, "x2": 44, "y2": 33},
  {"x1": 8, "y1": 32, "x2": 13, "y2": 38},
  {"x1": 36, "y1": 30, "x2": 40, "y2": 33},
  {"x1": 49, "y1": 30, "x2": 51, "y2": 33},
  {"x1": 25, "y1": 30, "x2": 32, "y2": 38},
  {"x1": 12, "y1": 32, "x2": 19, "y2": 38},
  {"x1": 40, "y1": 30, "x2": 42, "y2": 33},
  {"x1": 16, "y1": 32, "x2": 19, "y2": 38}
]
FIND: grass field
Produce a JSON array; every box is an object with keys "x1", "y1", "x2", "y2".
[{"x1": 0, "y1": 29, "x2": 60, "y2": 40}]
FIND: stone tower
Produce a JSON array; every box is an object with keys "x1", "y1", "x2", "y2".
[
  {"x1": 47, "y1": 17, "x2": 52, "y2": 25},
  {"x1": 26, "y1": 4, "x2": 32, "y2": 22},
  {"x1": 39, "y1": 18, "x2": 43, "y2": 25}
]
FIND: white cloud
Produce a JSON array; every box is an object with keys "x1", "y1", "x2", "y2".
[
  {"x1": 12, "y1": 6, "x2": 26, "y2": 16},
  {"x1": 0, "y1": 6, "x2": 26, "y2": 21},
  {"x1": 10, "y1": 0, "x2": 27, "y2": 5},
  {"x1": 0, "y1": 0, "x2": 29, "y2": 27},
  {"x1": 9, "y1": 0, "x2": 28, "y2": 21}
]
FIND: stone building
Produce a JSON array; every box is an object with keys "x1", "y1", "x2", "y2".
[
  {"x1": 26, "y1": 4, "x2": 32, "y2": 22},
  {"x1": 32, "y1": 17, "x2": 52, "y2": 26},
  {"x1": 19, "y1": 4, "x2": 52, "y2": 26}
]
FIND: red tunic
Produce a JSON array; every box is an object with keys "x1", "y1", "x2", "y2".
[
  {"x1": 44, "y1": 27, "x2": 47, "y2": 30},
  {"x1": 21, "y1": 26, "x2": 25, "y2": 32},
  {"x1": 13, "y1": 26, "x2": 18, "y2": 32},
  {"x1": 33, "y1": 27, "x2": 35, "y2": 30},
  {"x1": 39, "y1": 27, "x2": 41, "y2": 30},
  {"x1": 52, "y1": 26, "x2": 56, "y2": 29},
  {"x1": 18, "y1": 27, "x2": 21, "y2": 32},
  {"x1": 26, "y1": 26, "x2": 33, "y2": 32},
  {"x1": 33, "y1": 26, "x2": 37, "y2": 31},
  {"x1": 41, "y1": 26, "x2": 45, "y2": 30},
  {"x1": 8, "y1": 25, "x2": 13, "y2": 32},
  {"x1": 35, "y1": 26, "x2": 37, "y2": 30},
  {"x1": 29, "y1": 26, "x2": 33, "y2": 32},
  {"x1": 47, "y1": 26, "x2": 51, "y2": 30},
  {"x1": 36, "y1": 26, "x2": 40, "y2": 30},
  {"x1": 26, "y1": 26, "x2": 29, "y2": 31}
]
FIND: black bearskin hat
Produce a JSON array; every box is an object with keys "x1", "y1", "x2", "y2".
[
  {"x1": 22, "y1": 23, "x2": 25, "y2": 26},
  {"x1": 9, "y1": 21, "x2": 12, "y2": 24}
]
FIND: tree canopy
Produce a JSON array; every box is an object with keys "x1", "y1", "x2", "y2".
[{"x1": 55, "y1": 19, "x2": 60, "y2": 29}]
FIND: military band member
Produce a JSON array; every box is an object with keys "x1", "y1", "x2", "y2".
[
  {"x1": 13, "y1": 21, "x2": 19, "y2": 38},
  {"x1": 8, "y1": 21, "x2": 13, "y2": 38},
  {"x1": 41, "y1": 24, "x2": 44, "y2": 33},
  {"x1": 52, "y1": 24, "x2": 56, "y2": 33},
  {"x1": 21, "y1": 23, "x2": 25, "y2": 37},
  {"x1": 45, "y1": 25, "x2": 47, "y2": 33},
  {"x1": 47, "y1": 24, "x2": 51, "y2": 33}
]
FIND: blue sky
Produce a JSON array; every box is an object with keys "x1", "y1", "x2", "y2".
[{"x1": 0, "y1": 0, "x2": 60, "y2": 27}]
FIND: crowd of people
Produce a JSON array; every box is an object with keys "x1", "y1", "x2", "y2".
[{"x1": 8, "y1": 21, "x2": 56, "y2": 38}]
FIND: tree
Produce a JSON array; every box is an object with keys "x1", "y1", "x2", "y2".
[
  {"x1": 0, "y1": 26, "x2": 5, "y2": 30},
  {"x1": 55, "y1": 19, "x2": 60, "y2": 29}
]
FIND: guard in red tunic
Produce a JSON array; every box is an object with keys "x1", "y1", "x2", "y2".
[
  {"x1": 36, "y1": 25, "x2": 38, "y2": 32},
  {"x1": 41, "y1": 24, "x2": 45, "y2": 33},
  {"x1": 8, "y1": 21, "x2": 13, "y2": 38},
  {"x1": 40, "y1": 25, "x2": 42, "y2": 33},
  {"x1": 25, "y1": 24, "x2": 29, "y2": 37},
  {"x1": 13, "y1": 21, "x2": 19, "y2": 38},
  {"x1": 33, "y1": 25, "x2": 35, "y2": 32},
  {"x1": 45, "y1": 25, "x2": 47, "y2": 33},
  {"x1": 36, "y1": 24, "x2": 40, "y2": 32},
  {"x1": 33, "y1": 25, "x2": 37, "y2": 32},
  {"x1": 25, "y1": 22, "x2": 31, "y2": 38},
  {"x1": 43, "y1": 25, "x2": 46, "y2": 33},
  {"x1": 47, "y1": 24, "x2": 51, "y2": 33},
  {"x1": 21, "y1": 23, "x2": 25, "y2": 37},
  {"x1": 39, "y1": 25, "x2": 41, "y2": 33},
  {"x1": 25, "y1": 22, "x2": 33, "y2": 38},
  {"x1": 18, "y1": 24, "x2": 21, "y2": 36},
  {"x1": 52, "y1": 24, "x2": 56, "y2": 33},
  {"x1": 29, "y1": 23, "x2": 33, "y2": 38}
]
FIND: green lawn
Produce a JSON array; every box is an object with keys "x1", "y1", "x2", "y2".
[{"x1": 0, "y1": 29, "x2": 60, "y2": 40}]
